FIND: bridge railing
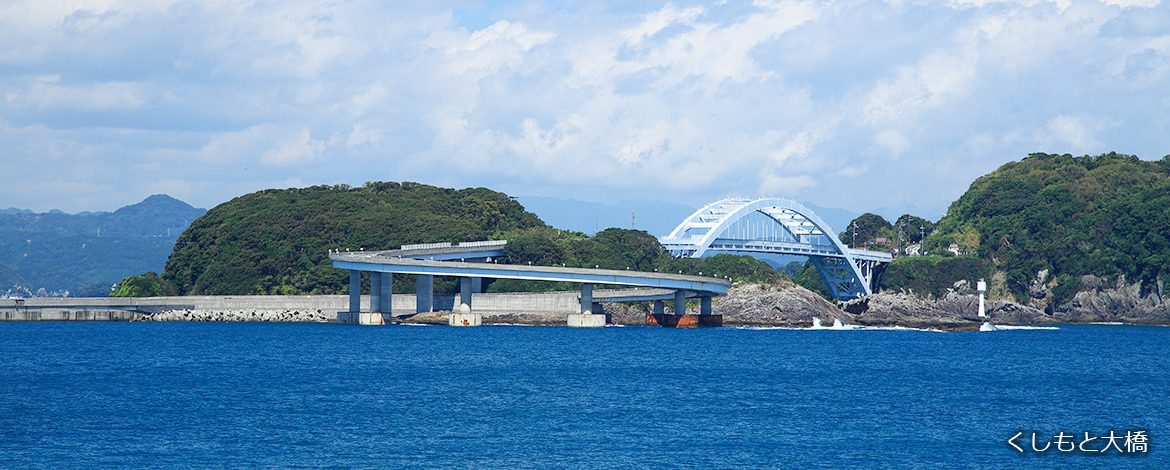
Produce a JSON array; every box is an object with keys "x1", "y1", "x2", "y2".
[
  {"x1": 400, "y1": 242, "x2": 454, "y2": 251},
  {"x1": 457, "y1": 240, "x2": 507, "y2": 248}
]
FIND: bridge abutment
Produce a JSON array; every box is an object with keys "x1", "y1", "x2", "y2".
[{"x1": 568, "y1": 283, "x2": 605, "y2": 327}]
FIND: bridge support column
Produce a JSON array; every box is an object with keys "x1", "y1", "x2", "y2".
[
  {"x1": 460, "y1": 277, "x2": 472, "y2": 308},
  {"x1": 416, "y1": 274, "x2": 433, "y2": 313},
  {"x1": 360, "y1": 272, "x2": 385, "y2": 325},
  {"x1": 646, "y1": 291, "x2": 720, "y2": 327},
  {"x1": 580, "y1": 283, "x2": 593, "y2": 314},
  {"x1": 471, "y1": 277, "x2": 482, "y2": 293},
  {"x1": 379, "y1": 272, "x2": 393, "y2": 321},
  {"x1": 339, "y1": 270, "x2": 362, "y2": 324},
  {"x1": 370, "y1": 273, "x2": 381, "y2": 310},
  {"x1": 449, "y1": 276, "x2": 482, "y2": 326},
  {"x1": 568, "y1": 283, "x2": 604, "y2": 327}
]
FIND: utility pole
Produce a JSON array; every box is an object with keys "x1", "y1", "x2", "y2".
[
  {"x1": 897, "y1": 223, "x2": 904, "y2": 258},
  {"x1": 851, "y1": 222, "x2": 857, "y2": 249}
]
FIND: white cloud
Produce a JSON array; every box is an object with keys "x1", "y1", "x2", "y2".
[
  {"x1": 13, "y1": 75, "x2": 151, "y2": 111},
  {"x1": 875, "y1": 129, "x2": 912, "y2": 158},
  {"x1": 260, "y1": 128, "x2": 328, "y2": 167},
  {"x1": 758, "y1": 173, "x2": 817, "y2": 196},
  {"x1": 346, "y1": 123, "x2": 382, "y2": 147},
  {"x1": 199, "y1": 125, "x2": 277, "y2": 164},
  {"x1": 1102, "y1": 0, "x2": 1161, "y2": 7},
  {"x1": 863, "y1": 48, "x2": 977, "y2": 126},
  {"x1": 429, "y1": 20, "x2": 555, "y2": 77},
  {"x1": 1, "y1": 0, "x2": 1169, "y2": 219},
  {"x1": 1042, "y1": 114, "x2": 1108, "y2": 153}
]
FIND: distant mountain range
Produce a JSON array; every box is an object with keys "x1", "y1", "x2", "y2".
[{"x1": 0, "y1": 195, "x2": 205, "y2": 297}]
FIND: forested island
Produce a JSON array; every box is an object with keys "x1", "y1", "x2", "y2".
[{"x1": 110, "y1": 152, "x2": 1170, "y2": 326}]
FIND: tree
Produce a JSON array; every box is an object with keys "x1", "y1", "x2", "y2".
[{"x1": 111, "y1": 272, "x2": 178, "y2": 297}]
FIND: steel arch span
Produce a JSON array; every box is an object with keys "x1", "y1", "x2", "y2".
[{"x1": 659, "y1": 198, "x2": 892, "y2": 300}]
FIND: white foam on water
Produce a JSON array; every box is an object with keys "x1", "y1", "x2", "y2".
[
  {"x1": 991, "y1": 325, "x2": 1059, "y2": 330},
  {"x1": 855, "y1": 325, "x2": 949, "y2": 333}
]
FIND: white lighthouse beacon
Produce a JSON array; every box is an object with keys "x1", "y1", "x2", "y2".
[{"x1": 977, "y1": 278, "x2": 987, "y2": 318}]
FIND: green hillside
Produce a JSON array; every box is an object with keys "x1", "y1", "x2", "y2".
[
  {"x1": 158, "y1": 182, "x2": 544, "y2": 295},
  {"x1": 924, "y1": 152, "x2": 1170, "y2": 304},
  {"x1": 120, "y1": 182, "x2": 783, "y2": 297}
]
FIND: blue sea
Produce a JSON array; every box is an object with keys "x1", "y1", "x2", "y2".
[{"x1": 1, "y1": 322, "x2": 1165, "y2": 469}]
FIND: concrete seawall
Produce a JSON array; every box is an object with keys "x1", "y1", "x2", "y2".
[{"x1": 1, "y1": 292, "x2": 584, "y2": 322}]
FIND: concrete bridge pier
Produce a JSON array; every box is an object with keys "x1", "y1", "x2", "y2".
[
  {"x1": 460, "y1": 277, "x2": 472, "y2": 307},
  {"x1": 568, "y1": 283, "x2": 605, "y2": 327},
  {"x1": 449, "y1": 276, "x2": 481, "y2": 326},
  {"x1": 378, "y1": 272, "x2": 392, "y2": 322},
  {"x1": 339, "y1": 270, "x2": 359, "y2": 324},
  {"x1": 646, "y1": 290, "x2": 721, "y2": 327},
  {"x1": 674, "y1": 290, "x2": 687, "y2": 315},
  {"x1": 416, "y1": 274, "x2": 433, "y2": 313},
  {"x1": 340, "y1": 270, "x2": 389, "y2": 325}
]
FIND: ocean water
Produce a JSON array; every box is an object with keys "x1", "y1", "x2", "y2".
[{"x1": 1, "y1": 322, "x2": 1165, "y2": 469}]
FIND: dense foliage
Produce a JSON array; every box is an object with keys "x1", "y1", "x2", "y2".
[
  {"x1": 895, "y1": 215, "x2": 935, "y2": 243},
  {"x1": 792, "y1": 261, "x2": 832, "y2": 299},
  {"x1": 876, "y1": 256, "x2": 992, "y2": 298},
  {"x1": 927, "y1": 152, "x2": 1170, "y2": 302},
  {"x1": 154, "y1": 182, "x2": 544, "y2": 296},
  {"x1": 838, "y1": 213, "x2": 893, "y2": 248},
  {"x1": 111, "y1": 272, "x2": 179, "y2": 297}
]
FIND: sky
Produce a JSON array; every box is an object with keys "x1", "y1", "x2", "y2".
[{"x1": 2, "y1": 0, "x2": 1168, "y2": 220}]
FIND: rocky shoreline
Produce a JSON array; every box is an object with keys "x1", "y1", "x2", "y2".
[
  {"x1": 30, "y1": 276, "x2": 1169, "y2": 329},
  {"x1": 139, "y1": 309, "x2": 335, "y2": 322},
  {"x1": 390, "y1": 277, "x2": 1168, "y2": 330}
]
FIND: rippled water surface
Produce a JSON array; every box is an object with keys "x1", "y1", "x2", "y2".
[{"x1": 1, "y1": 322, "x2": 1166, "y2": 469}]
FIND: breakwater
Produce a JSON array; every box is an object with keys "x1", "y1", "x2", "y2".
[{"x1": 0, "y1": 292, "x2": 584, "y2": 322}]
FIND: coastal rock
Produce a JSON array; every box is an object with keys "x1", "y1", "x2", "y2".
[
  {"x1": 604, "y1": 280, "x2": 845, "y2": 327},
  {"x1": 142, "y1": 309, "x2": 332, "y2": 322},
  {"x1": 1052, "y1": 282, "x2": 1168, "y2": 324},
  {"x1": 841, "y1": 292, "x2": 1045, "y2": 329},
  {"x1": 714, "y1": 281, "x2": 846, "y2": 326}
]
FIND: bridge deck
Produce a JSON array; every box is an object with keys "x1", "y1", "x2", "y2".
[{"x1": 331, "y1": 251, "x2": 731, "y2": 295}]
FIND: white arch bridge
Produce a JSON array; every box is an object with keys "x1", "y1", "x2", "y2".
[{"x1": 659, "y1": 198, "x2": 892, "y2": 300}]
